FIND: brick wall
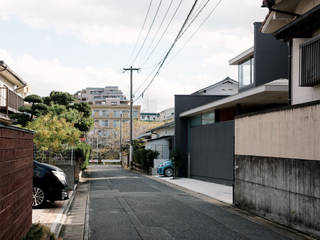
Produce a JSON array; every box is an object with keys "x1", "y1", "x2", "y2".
[{"x1": 0, "y1": 125, "x2": 33, "y2": 240}]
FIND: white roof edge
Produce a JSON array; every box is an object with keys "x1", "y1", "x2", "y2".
[
  {"x1": 179, "y1": 79, "x2": 288, "y2": 117},
  {"x1": 229, "y1": 47, "x2": 254, "y2": 65}
]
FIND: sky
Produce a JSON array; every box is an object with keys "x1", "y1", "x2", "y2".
[{"x1": 0, "y1": 0, "x2": 267, "y2": 112}]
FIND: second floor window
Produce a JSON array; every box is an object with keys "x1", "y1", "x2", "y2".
[
  {"x1": 239, "y1": 58, "x2": 254, "y2": 88},
  {"x1": 300, "y1": 35, "x2": 320, "y2": 86}
]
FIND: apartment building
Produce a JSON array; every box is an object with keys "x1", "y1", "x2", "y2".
[{"x1": 75, "y1": 86, "x2": 141, "y2": 147}]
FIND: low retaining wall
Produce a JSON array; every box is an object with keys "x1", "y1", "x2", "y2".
[
  {"x1": 0, "y1": 125, "x2": 33, "y2": 240},
  {"x1": 235, "y1": 155, "x2": 320, "y2": 236}
]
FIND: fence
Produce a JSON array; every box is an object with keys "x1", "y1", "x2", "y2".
[
  {"x1": 146, "y1": 144, "x2": 170, "y2": 159},
  {"x1": 33, "y1": 148, "x2": 78, "y2": 189}
]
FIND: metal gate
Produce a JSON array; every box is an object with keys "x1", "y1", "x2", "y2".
[{"x1": 189, "y1": 120, "x2": 234, "y2": 185}]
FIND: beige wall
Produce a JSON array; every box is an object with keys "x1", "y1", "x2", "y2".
[
  {"x1": 235, "y1": 104, "x2": 320, "y2": 161},
  {"x1": 0, "y1": 75, "x2": 15, "y2": 90}
]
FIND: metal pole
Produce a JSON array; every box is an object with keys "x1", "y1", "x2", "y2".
[
  {"x1": 71, "y1": 148, "x2": 74, "y2": 166},
  {"x1": 120, "y1": 113, "x2": 122, "y2": 164},
  {"x1": 123, "y1": 66, "x2": 140, "y2": 169},
  {"x1": 96, "y1": 129, "x2": 99, "y2": 162},
  {"x1": 130, "y1": 67, "x2": 133, "y2": 168}
]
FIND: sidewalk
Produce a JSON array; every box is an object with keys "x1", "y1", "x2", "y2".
[
  {"x1": 154, "y1": 176, "x2": 233, "y2": 204},
  {"x1": 32, "y1": 186, "x2": 76, "y2": 237},
  {"x1": 59, "y1": 182, "x2": 89, "y2": 240}
]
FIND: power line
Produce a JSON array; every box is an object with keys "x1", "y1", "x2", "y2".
[
  {"x1": 134, "y1": 0, "x2": 199, "y2": 102},
  {"x1": 139, "y1": 0, "x2": 174, "y2": 65},
  {"x1": 164, "y1": 0, "x2": 223, "y2": 69},
  {"x1": 141, "y1": 0, "x2": 183, "y2": 67},
  {"x1": 131, "y1": 0, "x2": 163, "y2": 66},
  {"x1": 126, "y1": 0, "x2": 153, "y2": 65},
  {"x1": 133, "y1": 61, "x2": 160, "y2": 95},
  {"x1": 178, "y1": 0, "x2": 212, "y2": 39}
]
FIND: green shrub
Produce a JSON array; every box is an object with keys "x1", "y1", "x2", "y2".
[
  {"x1": 170, "y1": 149, "x2": 183, "y2": 178},
  {"x1": 133, "y1": 148, "x2": 159, "y2": 171},
  {"x1": 75, "y1": 142, "x2": 91, "y2": 170},
  {"x1": 24, "y1": 223, "x2": 56, "y2": 240}
]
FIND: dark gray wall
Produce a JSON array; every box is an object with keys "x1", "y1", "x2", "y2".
[
  {"x1": 235, "y1": 155, "x2": 320, "y2": 237},
  {"x1": 190, "y1": 121, "x2": 234, "y2": 185},
  {"x1": 174, "y1": 95, "x2": 226, "y2": 177},
  {"x1": 253, "y1": 22, "x2": 289, "y2": 88}
]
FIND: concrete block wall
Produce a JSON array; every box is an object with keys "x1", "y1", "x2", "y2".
[
  {"x1": 0, "y1": 125, "x2": 33, "y2": 240},
  {"x1": 235, "y1": 155, "x2": 320, "y2": 237}
]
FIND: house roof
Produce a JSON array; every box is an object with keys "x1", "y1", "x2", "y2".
[
  {"x1": 150, "y1": 120, "x2": 174, "y2": 132},
  {"x1": 273, "y1": 4, "x2": 320, "y2": 41},
  {"x1": 228, "y1": 47, "x2": 254, "y2": 65},
  {"x1": 0, "y1": 61, "x2": 27, "y2": 88},
  {"x1": 261, "y1": 0, "x2": 305, "y2": 34},
  {"x1": 191, "y1": 77, "x2": 238, "y2": 95},
  {"x1": 141, "y1": 112, "x2": 160, "y2": 116},
  {"x1": 135, "y1": 121, "x2": 174, "y2": 140},
  {"x1": 180, "y1": 79, "x2": 288, "y2": 117}
]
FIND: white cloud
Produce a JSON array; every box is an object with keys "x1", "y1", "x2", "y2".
[
  {"x1": 0, "y1": 49, "x2": 206, "y2": 111},
  {"x1": 0, "y1": 0, "x2": 269, "y2": 112}
]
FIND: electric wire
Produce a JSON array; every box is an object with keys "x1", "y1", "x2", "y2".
[
  {"x1": 178, "y1": 0, "x2": 212, "y2": 39},
  {"x1": 126, "y1": 0, "x2": 153, "y2": 65},
  {"x1": 140, "y1": 0, "x2": 183, "y2": 67},
  {"x1": 134, "y1": 0, "x2": 199, "y2": 102},
  {"x1": 133, "y1": 61, "x2": 161, "y2": 96},
  {"x1": 131, "y1": 0, "x2": 163, "y2": 66},
  {"x1": 164, "y1": 0, "x2": 223, "y2": 69},
  {"x1": 139, "y1": 0, "x2": 174, "y2": 66}
]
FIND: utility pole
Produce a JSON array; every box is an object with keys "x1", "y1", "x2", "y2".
[
  {"x1": 96, "y1": 129, "x2": 99, "y2": 161},
  {"x1": 119, "y1": 113, "x2": 122, "y2": 165},
  {"x1": 123, "y1": 66, "x2": 140, "y2": 169}
]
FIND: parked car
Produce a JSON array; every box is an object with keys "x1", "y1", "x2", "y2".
[
  {"x1": 157, "y1": 160, "x2": 174, "y2": 177},
  {"x1": 33, "y1": 161, "x2": 69, "y2": 208}
]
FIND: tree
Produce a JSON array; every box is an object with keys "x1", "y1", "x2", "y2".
[
  {"x1": 71, "y1": 102, "x2": 91, "y2": 118},
  {"x1": 12, "y1": 91, "x2": 94, "y2": 135},
  {"x1": 27, "y1": 114, "x2": 81, "y2": 152},
  {"x1": 43, "y1": 91, "x2": 75, "y2": 106},
  {"x1": 48, "y1": 104, "x2": 93, "y2": 134},
  {"x1": 11, "y1": 94, "x2": 48, "y2": 126}
]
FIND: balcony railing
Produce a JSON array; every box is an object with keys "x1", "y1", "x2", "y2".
[{"x1": 0, "y1": 87, "x2": 24, "y2": 115}]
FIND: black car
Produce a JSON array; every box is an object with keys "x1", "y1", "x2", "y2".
[{"x1": 33, "y1": 161, "x2": 69, "y2": 208}]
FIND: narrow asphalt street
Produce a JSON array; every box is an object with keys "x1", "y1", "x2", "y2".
[{"x1": 86, "y1": 165, "x2": 297, "y2": 240}]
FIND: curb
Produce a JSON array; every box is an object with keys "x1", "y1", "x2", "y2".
[
  {"x1": 50, "y1": 182, "x2": 78, "y2": 238},
  {"x1": 83, "y1": 177, "x2": 91, "y2": 240}
]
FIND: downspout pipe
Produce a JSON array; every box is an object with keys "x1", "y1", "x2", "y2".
[{"x1": 288, "y1": 39, "x2": 292, "y2": 105}]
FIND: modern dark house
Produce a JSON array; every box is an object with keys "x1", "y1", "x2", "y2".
[{"x1": 174, "y1": 22, "x2": 289, "y2": 186}]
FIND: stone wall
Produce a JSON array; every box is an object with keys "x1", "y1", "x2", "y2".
[{"x1": 0, "y1": 125, "x2": 33, "y2": 240}]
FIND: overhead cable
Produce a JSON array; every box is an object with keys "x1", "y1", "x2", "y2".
[
  {"x1": 164, "y1": 0, "x2": 223, "y2": 69},
  {"x1": 139, "y1": 0, "x2": 174, "y2": 65},
  {"x1": 141, "y1": 0, "x2": 183, "y2": 67},
  {"x1": 134, "y1": 0, "x2": 199, "y2": 102},
  {"x1": 126, "y1": 0, "x2": 153, "y2": 65},
  {"x1": 131, "y1": 0, "x2": 163, "y2": 65}
]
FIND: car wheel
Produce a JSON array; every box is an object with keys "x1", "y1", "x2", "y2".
[
  {"x1": 164, "y1": 167, "x2": 174, "y2": 177},
  {"x1": 32, "y1": 186, "x2": 46, "y2": 208}
]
